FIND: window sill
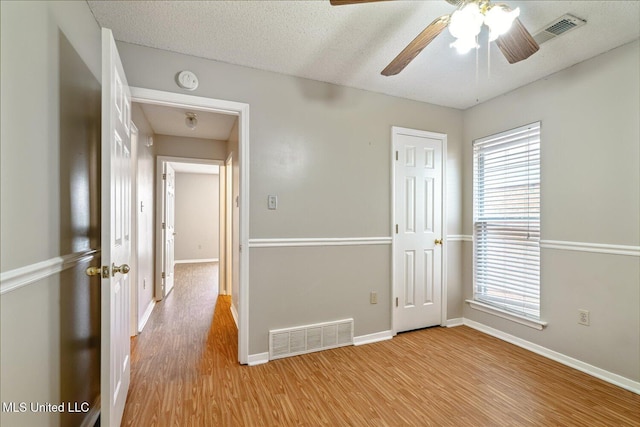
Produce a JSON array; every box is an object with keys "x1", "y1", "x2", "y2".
[{"x1": 466, "y1": 300, "x2": 548, "y2": 330}]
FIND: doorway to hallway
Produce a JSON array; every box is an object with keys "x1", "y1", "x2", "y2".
[{"x1": 128, "y1": 87, "x2": 250, "y2": 364}]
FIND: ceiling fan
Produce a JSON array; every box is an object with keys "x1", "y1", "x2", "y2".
[{"x1": 330, "y1": 0, "x2": 540, "y2": 76}]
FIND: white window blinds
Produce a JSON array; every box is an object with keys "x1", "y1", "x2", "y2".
[{"x1": 473, "y1": 122, "x2": 541, "y2": 319}]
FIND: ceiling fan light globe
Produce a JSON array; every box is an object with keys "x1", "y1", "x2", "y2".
[
  {"x1": 450, "y1": 37, "x2": 478, "y2": 54},
  {"x1": 449, "y1": 3, "x2": 483, "y2": 39},
  {"x1": 484, "y1": 6, "x2": 520, "y2": 41}
]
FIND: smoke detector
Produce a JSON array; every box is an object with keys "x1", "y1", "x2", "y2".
[{"x1": 533, "y1": 14, "x2": 587, "y2": 45}]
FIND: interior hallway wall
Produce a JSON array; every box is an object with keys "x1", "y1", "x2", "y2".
[
  {"x1": 154, "y1": 134, "x2": 227, "y2": 160},
  {"x1": 132, "y1": 103, "x2": 156, "y2": 329},
  {"x1": 175, "y1": 172, "x2": 220, "y2": 262}
]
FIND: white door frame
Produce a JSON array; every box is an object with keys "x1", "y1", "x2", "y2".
[
  {"x1": 390, "y1": 126, "x2": 447, "y2": 335},
  {"x1": 225, "y1": 153, "x2": 233, "y2": 297},
  {"x1": 131, "y1": 87, "x2": 250, "y2": 365},
  {"x1": 156, "y1": 160, "x2": 176, "y2": 298}
]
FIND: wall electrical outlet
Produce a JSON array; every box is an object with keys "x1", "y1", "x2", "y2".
[
  {"x1": 578, "y1": 309, "x2": 590, "y2": 326},
  {"x1": 370, "y1": 291, "x2": 378, "y2": 304}
]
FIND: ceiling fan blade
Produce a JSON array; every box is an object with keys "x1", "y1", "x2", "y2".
[
  {"x1": 381, "y1": 15, "x2": 450, "y2": 76},
  {"x1": 495, "y1": 18, "x2": 540, "y2": 64},
  {"x1": 330, "y1": 0, "x2": 395, "y2": 5},
  {"x1": 444, "y1": 0, "x2": 464, "y2": 6}
]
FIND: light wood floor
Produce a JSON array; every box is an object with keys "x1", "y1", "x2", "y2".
[{"x1": 122, "y1": 263, "x2": 640, "y2": 426}]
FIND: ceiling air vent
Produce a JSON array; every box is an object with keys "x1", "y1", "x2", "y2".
[{"x1": 533, "y1": 14, "x2": 587, "y2": 45}]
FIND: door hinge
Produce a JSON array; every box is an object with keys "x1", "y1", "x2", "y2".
[
  {"x1": 162, "y1": 222, "x2": 166, "y2": 229},
  {"x1": 395, "y1": 151, "x2": 398, "y2": 161},
  {"x1": 395, "y1": 297, "x2": 399, "y2": 308},
  {"x1": 162, "y1": 272, "x2": 166, "y2": 279},
  {"x1": 162, "y1": 173, "x2": 166, "y2": 180},
  {"x1": 395, "y1": 224, "x2": 398, "y2": 234}
]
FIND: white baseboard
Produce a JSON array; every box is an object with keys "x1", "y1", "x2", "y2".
[
  {"x1": 247, "y1": 352, "x2": 269, "y2": 366},
  {"x1": 353, "y1": 330, "x2": 393, "y2": 346},
  {"x1": 230, "y1": 303, "x2": 239, "y2": 328},
  {"x1": 138, "y1": 300, "x2": 155, "y2": 333},
  {"x1": 174, "y1": 258, "x2": 219, "y2": 264},
  {"x1": 445, "y1": 318, "x2": 464, "y2": 327},
  {"x1": 463, "y1": 318, "x2": 640, "y2": 395}
]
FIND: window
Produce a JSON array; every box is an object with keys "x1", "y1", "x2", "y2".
[{"x1": 473, "y1": 122, "x2": 541, "y2": 320}]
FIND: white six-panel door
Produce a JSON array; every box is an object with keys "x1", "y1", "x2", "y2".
[
  {"x1": 101, "y1": 28, "x2": 132, "y2": 427},
  {"x1": 163, "y1": 163, "x2": 176, "y2": 296},
  {"x1": 393, "y1": 127, "x2": 445, "y2": 333}
]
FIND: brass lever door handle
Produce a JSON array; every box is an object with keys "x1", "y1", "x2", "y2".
[
  {"x1": 112, "y1": 263, "x2": 130, "y2": 276},
  {"x1": 434, "y1": 239, "x2": 443, "y2": 245}
]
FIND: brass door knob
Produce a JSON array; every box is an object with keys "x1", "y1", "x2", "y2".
[
  {"x1": 434, "y1": 239, "x2": 443, "y2": 245},
  {"x1": 86, "y1": 266, "x2": 108, "y2": 278},
  {"x1": 112, "y1": 263, "x2": 130, "y2": 276},
  {"x1": 86, "y1": 266, "x2": 102, "y2": 276}
]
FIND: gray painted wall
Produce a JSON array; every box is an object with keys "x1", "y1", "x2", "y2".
[
  {"x1": 115, "y1": 41, "x2": 465, "y2": 355},
  {"x1": 154, "y1": 134, "x2": 227, "y2": 160},
  {"x1": 175, "y1": 173, "x2": 220, "y2": 261},
  {"x1": 461, "y1": 40, "x2": 640, "y2": 382}
]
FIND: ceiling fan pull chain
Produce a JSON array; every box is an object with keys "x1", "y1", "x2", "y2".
[
  {"x1": 487, "y1": 36, "x2": 491, "y2": 79},
  {"x1": 475, "y1": 35, "x2": 480, "y2": 104}
]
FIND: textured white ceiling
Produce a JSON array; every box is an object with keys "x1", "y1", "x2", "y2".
[
  {"x1": 89, "y1": 0, "x2": 640, "y2": 109},
  {"x1": 138, "y1": 102, "x2": 238, "y2": 140}
]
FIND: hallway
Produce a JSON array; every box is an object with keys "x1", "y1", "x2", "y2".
[{"x1": 122, "y1": 262, "x2": 238, "y2": 425}]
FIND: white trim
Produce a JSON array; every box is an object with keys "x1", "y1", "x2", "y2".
[
  {"x1": 79, "y1": 396, "x2": 101, "y2": 427},
  {"x1": 445, "y1": 318, "x2": 464, "y2": 327},
  {"x1": 138, "y1": 300, "x2": 155, "y2": 333},
  {"x1": 447, "y1": 234, "x2": 473, "y2": 242},
  {"x1": 353, "y1": 330, "x2": 393, "y2": 346},
  {"x1": 174, "y1": 258, "x2": 219, "y2": 264},
  {"x1": 131, "y1": 87, "x2": 247, "y2": 115},
  {"x1": 247, "y1": 352, "x2": 269, "y2": 366},
  {"x1": 238, "y1": 103, "x2": 250, "y2": 366},
  {"x1": 466, "y1": 299, "x2": 548, "y2": 330},
  {"x1": 248, "y1": 237, "x2": 392, "y2": 248},
  {"x1": 230, "y1": 303, "x2": 239, "y2": 328},
  {"x1": 463, "y1": 319, "x2": 640, "y2": 395},
  {"x1": 0, "y1": 250, "x2": 98, "y2": 295},
  {"x1": 131, "y1": 87, "x2": 250, "y2": 365},
  {"x1": 540, "y1": 240, "x2": 640, "y2": 257}
]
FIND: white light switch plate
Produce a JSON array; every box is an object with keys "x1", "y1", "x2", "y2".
[{"x1": 268, "y1": 195, "x2": 278, "y2": 210}]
